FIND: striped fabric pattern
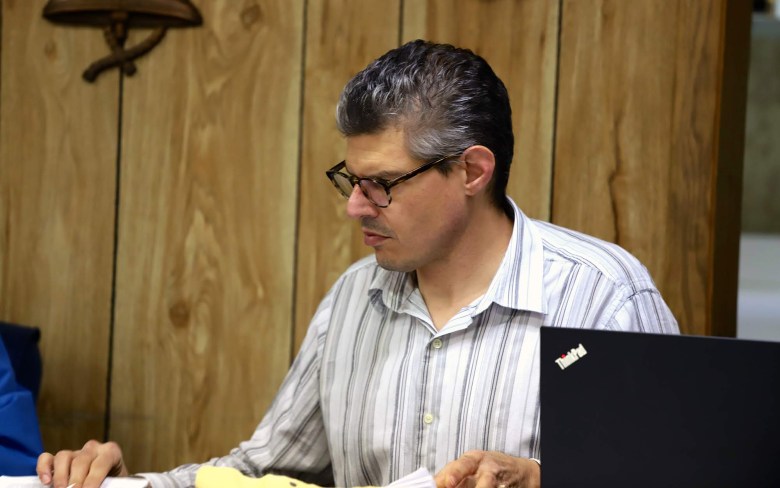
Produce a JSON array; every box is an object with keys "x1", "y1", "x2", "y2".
[{"x1": 141, "y1": 198, "x2": 678, "y2": 488}]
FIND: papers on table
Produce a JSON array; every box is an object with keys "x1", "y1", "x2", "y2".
[
  {"x1": 194, "y1": 465, "x2": 435, "y2": 488},
  {"x1": 386, "y1": 468, "x2": 436, "y2": 488},
  {"x1": 0, "y1": 476, "x2": 149, "y2": 488},
  {"x1": 0, "y1": 466, "x2": 431, "y2": 488}
]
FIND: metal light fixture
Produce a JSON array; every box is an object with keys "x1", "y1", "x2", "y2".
[{"x1": 43, "y1": 0, "x2": 203, "y2": 82}]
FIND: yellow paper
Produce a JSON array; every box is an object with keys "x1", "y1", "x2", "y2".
[{"x1": 195, "y1": 466, "x2": 324, "y2": 488}]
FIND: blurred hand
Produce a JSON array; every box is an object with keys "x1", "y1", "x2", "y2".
[
  {"x1": 435, "y1": 450, "x2": 540, "y2": 488},
  {"x1": 37, "y1": 439, "x2": 129, "y2": 488}
]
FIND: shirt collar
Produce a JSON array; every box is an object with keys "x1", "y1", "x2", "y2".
[
  {"x1": 478, "y1": 197, "x2": 546, "y2": 314},
  {"x1": 368, "y1": 196, "x2": 547, "y2": 316}
]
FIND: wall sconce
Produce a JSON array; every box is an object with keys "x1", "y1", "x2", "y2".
[{"x1": 43, "y1": 0, "x2": 203, "y2": 82}]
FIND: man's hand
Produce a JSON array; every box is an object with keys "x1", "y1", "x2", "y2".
[
  {"x1": 435, "y1": 451, "x2": 540, "y2": 488},
  {"x1": 37, "y1": 439, "x2": 129, "y2": 488}
]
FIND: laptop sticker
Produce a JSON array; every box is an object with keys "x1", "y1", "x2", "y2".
[{"x1": 555, "y1": 343, "x2": 587, "y2": 370}]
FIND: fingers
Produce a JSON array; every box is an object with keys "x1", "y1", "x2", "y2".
[
  {"x1": 436, "y1": 451, "x2": 538, "y2": 488},
  {"x1": 83, "y1": 442, "x2": 128, "y2": 488},
  {"x1": 52, "y1": 449, "x2": 77, "y2": 488},
  {"x1": 454, "y1": 476, "x2": 477, "y2": 488},
  {"x1": 435, "y1": 451, "x2": 484, "y2": 488},
  {"x1": 36, "y1": 452, "x2": 55, "y2": 485},
  {"x1": 36, "y1": 440, "x2": 128, "y2": 488},
  {"x1": 473, "y1": 471, "x2": 500, "y2": 488},
  {"x1": 70, "y1": 440, "x2": 104, "y2": 488},
  {"x1": 467, "y1": 453, "x2": 501, "y2": 488}
]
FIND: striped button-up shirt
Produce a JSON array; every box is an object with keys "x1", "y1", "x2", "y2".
[{"x1": 142, "y1": 198, "x2": 679, "y2": 488}]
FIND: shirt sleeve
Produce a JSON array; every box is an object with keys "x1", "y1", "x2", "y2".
[
  {"x1": 139, "y1": 290, "x2": 335, "y2": 488},
  {"x1": 606, "y1": 284, "x2": 680, "y2": 334}
]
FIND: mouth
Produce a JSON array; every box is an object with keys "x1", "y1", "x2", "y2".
[{"x1": 362, "y1": 229, "x2": 390, "y2": 247}]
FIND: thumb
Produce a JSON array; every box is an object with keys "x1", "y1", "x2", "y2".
[{"x1": 435, "y1": 454, "x2": 481, "y2": 488}]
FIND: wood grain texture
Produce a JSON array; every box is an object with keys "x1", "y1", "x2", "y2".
[
  {"x1": 0, "y1": 0, "x2": 118, "y2": 451},
  {"x1": 709, "y1": 0, "x2": 750, "y2": 337},
  {"x1": 293, "y1": 0, "x2": 400, "y2": 353},
  {"x1": 111, "y1": 0, "x2": 303, "y2": 471},
  {"x1": 553, "y1": 0, "x2": 746, "y2": 335},
  {"x1": 402, "y1": 0, "x2": 559, "y2": 221}
]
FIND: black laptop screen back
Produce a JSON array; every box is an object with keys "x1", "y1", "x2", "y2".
[{"x1": 540, "y1": 327, "x2": 780, "y2": 488}]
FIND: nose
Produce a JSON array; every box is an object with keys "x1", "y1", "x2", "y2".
[{"x1": 345, "y1": 184, "x2": 379, "y2": 220}]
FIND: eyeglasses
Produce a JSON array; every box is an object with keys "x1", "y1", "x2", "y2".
[{"x1": 325, "y1": 154, "x2": 459, "y2": 208}]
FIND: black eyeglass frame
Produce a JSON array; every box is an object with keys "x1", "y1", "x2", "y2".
[{"x1": 325, "y1": 154, "x2": 460, "y2": 208}]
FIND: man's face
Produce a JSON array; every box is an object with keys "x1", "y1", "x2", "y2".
[{"x1": 344, "y1": 128, "x2": 468, "y2": 273}]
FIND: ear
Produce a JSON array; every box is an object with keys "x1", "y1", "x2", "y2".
[{"x1": 461, "y1": 145, "x2": 495, "y2": 197}]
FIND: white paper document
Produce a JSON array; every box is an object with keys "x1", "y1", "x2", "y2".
[
  {"x1": 386, "y1": 468, "x2": 435, "y2": 488},
  {"x1": 0, "y1": 476, "x2": 149, "y2": 488},
  {"x1": 0, "y1": 467, "x2": 431, "y2": 488}
]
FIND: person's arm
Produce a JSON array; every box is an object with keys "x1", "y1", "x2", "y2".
[
  {"x1": 0, "y1": 338, "x2": 44, "y2": 475},
  {"x1": 431, "y1": 285, "x2": 674, "y2": 488},
  {"x1": 141, "y1": 294, "x2": 335, "y2": 487},
  {"x1": 39, "y1": 290, "x2": 336, "y2": 488}
]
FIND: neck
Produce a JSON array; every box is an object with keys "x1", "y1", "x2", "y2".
[{"x1": 416, "y1": 201, "x2": 513, "y2": 329}]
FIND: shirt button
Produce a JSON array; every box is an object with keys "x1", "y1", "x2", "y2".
[
  {"x1": 432, "y1": 338, "x2": 443, "y2": 349},
  {"x1": 423, "y1": 413, "x2": 434, "y2": 424}
]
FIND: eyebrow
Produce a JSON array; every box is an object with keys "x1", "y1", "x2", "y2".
[
  {"x1": 371, "y1": 170, "x2": 404, "y2": 180},
  {"x1": 344, "y1": 163, "x2": 403, "y2": 181}
]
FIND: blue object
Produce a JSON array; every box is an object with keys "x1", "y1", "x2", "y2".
[
  {"x1": 0, "y1": 322, "x2": 42, "y2": 404},
  {"x1": 0, "y1": 336, "x2": 44, "y2": 475}
]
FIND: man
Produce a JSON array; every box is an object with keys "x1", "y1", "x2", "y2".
[{"x1": 38, "y1": 40, "x2": 678, "y2": 488}]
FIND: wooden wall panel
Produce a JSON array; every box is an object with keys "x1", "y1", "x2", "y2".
[
  {"x1": 553, "y1": 0, "x2": 749, "y2": 335},
  {"x1": 111, "y1": 1, "x2": 303, "y2": 472},
  {"x1": 294, "y1": 0, "x2": 400, "y2": 352},
  {"x1": 709, "y1": 0, "x2": 750, "y2": 338},
  {"x1": 402, "y1": 0, "x2": 559, "y2": 221},
  {"x1": 0, "y1": 1, "x2": 118, "y2": 451}
]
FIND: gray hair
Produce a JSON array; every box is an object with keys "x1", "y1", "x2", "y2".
[{"x1": 336, "y1": 40, "x2": 514, "y2": 211}]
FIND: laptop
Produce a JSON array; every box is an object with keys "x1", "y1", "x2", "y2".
[{"x1": 539, "y1": 327, "x2": 780, "y2": 488}]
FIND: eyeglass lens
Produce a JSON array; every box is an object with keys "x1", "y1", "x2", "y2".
[{"x1": 331, "y1": 173, "x2": 390, "y2": 207}]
